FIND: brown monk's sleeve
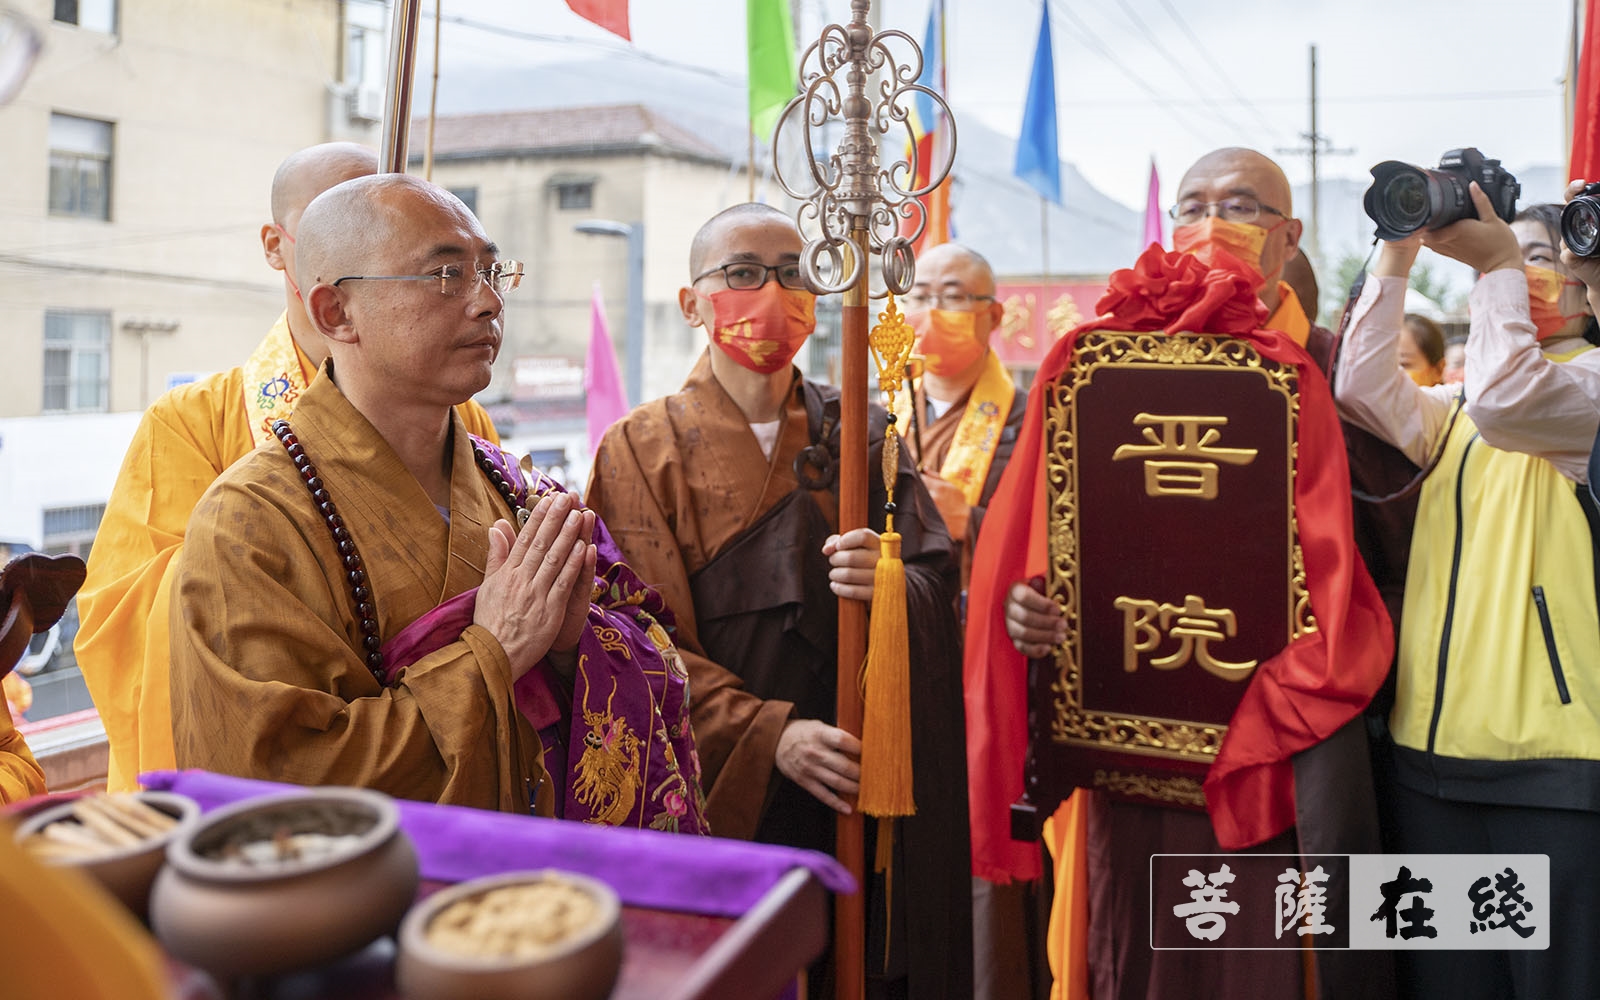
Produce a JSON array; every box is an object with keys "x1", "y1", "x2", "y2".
[
  {"x1": 169, "y1": 480, "x2": 548, "y2": 814},
  {"x1": 587, "y1": 420, "x2": 791, "y2": 840}
]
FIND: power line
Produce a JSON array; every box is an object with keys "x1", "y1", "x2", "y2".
[
  {"x1": 0, "y1": 254, "x2": 277, "y2": 294},
  {"x1": 1099, "y1": 0, "x2": 1254, "y2": 137},
  {"x1": 1045, "y1": 0, "x2": 1219, "y2": 147},
  {"x1": 1153, "y1": 0, "x2": 1283, "y2": 138}
]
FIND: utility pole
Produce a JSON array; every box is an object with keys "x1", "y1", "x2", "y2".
[{"x1": 1276, "y1": 44, "x2": 1351, "y2": 264}]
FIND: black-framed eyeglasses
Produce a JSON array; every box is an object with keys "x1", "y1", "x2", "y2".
[
  {"x1": 903, "y1": 291, "x2": 996, "y2": 312},
  {"x1": 332, "y1": 260, "x2": 524, "y2": 297},
  {"x1": 692, "y1": 261, "x2": 808, "y2": 291},
  {"x1": 1168, "y1": 197, "x2": 1287, "y2": 227}
]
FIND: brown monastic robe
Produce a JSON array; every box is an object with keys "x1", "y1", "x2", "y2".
[
  {"x1": 586, "y1": 352, "x2": 973, "y2": 999},
  {"x1": 169, "y1": 370, "x2": 551, "y2": 815}
]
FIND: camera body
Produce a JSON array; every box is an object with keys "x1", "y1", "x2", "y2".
[
  {"x1": 1363, "y1": 147, "x2": 1521, "y2": 241},
  {"x1": 1560, "y1": 182, "x2": 1600, "y2": 258}
]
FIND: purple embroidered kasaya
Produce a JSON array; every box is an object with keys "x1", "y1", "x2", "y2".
[{"x1": 377, "y1": 438, "x2": 709, "y2": 836}]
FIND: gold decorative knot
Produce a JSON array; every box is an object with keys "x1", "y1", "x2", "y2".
[{"x1": 869, "y1": 294, "x2": 917, "y2": 400}]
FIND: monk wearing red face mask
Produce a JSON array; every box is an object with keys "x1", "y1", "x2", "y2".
[
  {"x1": 585, "y1": 203, "x2": 974, "y2": 999},
  {"x1": 993, "y1": 149, "x2": 1399, "y2": 1000},
  {"x1": 900, "y1": 243, "x2": 1028, "y2": 588}
]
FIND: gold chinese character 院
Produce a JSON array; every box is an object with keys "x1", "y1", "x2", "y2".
[
  {"x1": 1112, "y1": 594, "x2": 1257, "y2": 681},
  {"x1": 1111, "y1": 414, "x2": 1258, "y2": 500}
]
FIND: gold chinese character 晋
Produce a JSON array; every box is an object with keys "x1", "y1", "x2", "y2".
[
  {"x1": 1111, "y1": 414, "x2": 1259, "y2": 500},
  {"x1": 1113, "y1": 594, "x2": 1258, "y2": 681}
]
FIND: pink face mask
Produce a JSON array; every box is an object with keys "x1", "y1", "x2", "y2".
[{"x1": 706, "y1": 283, "x2": 816, "y2": 374}]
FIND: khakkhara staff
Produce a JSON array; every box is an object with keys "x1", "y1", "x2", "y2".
[{"x1": 772, "y1": 5, "x2": 956, "y2": 995}]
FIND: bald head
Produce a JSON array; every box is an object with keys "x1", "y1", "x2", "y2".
[
  {"x1": 1177, "y1": 147, "x2": 1293, "y2": 217},
  {"x1": 270, "y1": 142, "x2": 379, "y2": 228},
  {"x1": 689, "y1": 202, "x2": 797, "y2": 277},
  {"x1": 295, "y1": 174, "x2": 483, "y2": 297},
  {"x1": 916, "y1": 242, "x2": 996, "y2": 297}
]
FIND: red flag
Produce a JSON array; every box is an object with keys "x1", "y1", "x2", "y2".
[
  {"x1": 1572, "y1": 0, "x2": 1599, "y2": 181},
  {"x1": 565, "y1": 0, "x2": 630, "y2": 41}
]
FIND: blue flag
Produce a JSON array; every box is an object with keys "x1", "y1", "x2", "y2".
[{"x1": 1014, "y1": 3, "x2": 1060, "y2": 204}]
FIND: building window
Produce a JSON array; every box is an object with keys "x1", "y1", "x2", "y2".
[
  {"x1": 449, "y1": 186, "x2": 479, "y2": 217},
  {"x1": 42, "y1": 504, "x2": 105, "y2": 557},
  {"x1": 53, "y1": 0, "x2": 116, "y2": 33},
  {"x1": 48, "y1": 113, "x2": 113, "y2": 220},
  {"x1": 42, "y1": 310, "x2": 110, "y2": 413},
  {"x1": 556, "y1": 182, "x2": 593, "y2": 211}
]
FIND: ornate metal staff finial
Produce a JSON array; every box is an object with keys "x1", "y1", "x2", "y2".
[{"x1": 772, "y1": 0, "x2": 958, "y2": 296}]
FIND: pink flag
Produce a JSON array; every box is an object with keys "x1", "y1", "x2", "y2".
[
  {"x1": 584, "y1": 283, "x2": 629, "y2": 453},
  {"x1": 1142, "y1": 158, "x2": 1164, "y2": 250}
]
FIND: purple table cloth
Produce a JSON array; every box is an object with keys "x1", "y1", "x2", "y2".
[{"x1": 141, "y1": 770, "x2": 854, "y2": 919}]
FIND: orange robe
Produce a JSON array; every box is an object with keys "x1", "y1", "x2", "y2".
[
  {"x1": 168, "y1": 367, "x2": 544, "y2": 813},
  {"x1": 76, "y1": 314, "x2": 499, "y2": 791}
]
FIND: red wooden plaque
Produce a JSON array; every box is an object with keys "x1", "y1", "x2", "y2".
[{"x1": 1030, "y1": 331, "x2": 1315, "y2": 812}]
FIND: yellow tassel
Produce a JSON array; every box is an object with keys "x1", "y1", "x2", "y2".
[{"x1": 859, "y1": 531, "x2": 916, "y2": 817}]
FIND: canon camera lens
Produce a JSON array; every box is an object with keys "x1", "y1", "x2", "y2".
[
  {"x1": 1561, "y1": 183, "x2": 1600, "y2": 258},
  {"x1": 1362, "y1": 148, "x2": 1519, "y2": 242}
]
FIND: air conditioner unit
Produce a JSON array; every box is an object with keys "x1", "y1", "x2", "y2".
[{"x1": 348, "y1": 85, "x2": 384, "y2": 124}]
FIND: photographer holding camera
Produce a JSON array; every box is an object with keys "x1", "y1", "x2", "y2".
[{"x1": 1335, "y1": 167, "x2": 1600, "y2": 1000}]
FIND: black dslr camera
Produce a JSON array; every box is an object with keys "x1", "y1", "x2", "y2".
[
  {"x1": 1561, "y1": 182, "x2": 1600, "y2": 258},
  {"x1": 1362, "y1": 148, "x2": 1520, "y2": 241}
]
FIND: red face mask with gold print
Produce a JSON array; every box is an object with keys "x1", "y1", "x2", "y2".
[
  {"x1": 707, "y1": 283, "x2": 816, "y2": 374},
  {"x1": 914, "y1": 309, "x2": 986, "y2": 376},
  {"x1": 1525, "y1": 265, "x2": 1587, "y2": 342},
  {"x1": 1173, "y1": 216, "x2": 1285, "y2": 281}
]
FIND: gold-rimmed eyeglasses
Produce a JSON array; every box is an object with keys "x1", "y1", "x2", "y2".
[
  {"x1": 332, "y1": 260, "x2": 524, "y2": 297},
  {"x1": 902, "y1": 291, "x2": 996, "y2": 312}
]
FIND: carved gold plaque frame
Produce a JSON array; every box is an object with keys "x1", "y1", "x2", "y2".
[{"x1": 1043, "y1": 331, "x2": 1317, "y2": 765}]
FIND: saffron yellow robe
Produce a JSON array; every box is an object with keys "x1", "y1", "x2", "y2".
[
  {"x1": 0, "y1": 829, "x2": 166, "y2": 1000},
  {"x1": 76, "y1": 314, "x2": 499, "y2": 791},
  {"x1": 0, "y1": 711, "x2": 46, "y2": 803},
  {"x1": 168, "y1": 367, "x2": 546, "y2": 812}
]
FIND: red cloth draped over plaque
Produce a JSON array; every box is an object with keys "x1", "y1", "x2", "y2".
[{"x1": 965, "y1": 246, "x2": 1391, "y2": 881}]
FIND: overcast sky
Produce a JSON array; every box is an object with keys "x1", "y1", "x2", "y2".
[{"x1": 420, "y1": 0, "x2": 1576, "y2": 212}]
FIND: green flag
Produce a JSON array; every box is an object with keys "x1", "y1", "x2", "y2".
[{"x1": 748, "y1": 0, "x2": 797, "y2": 142}]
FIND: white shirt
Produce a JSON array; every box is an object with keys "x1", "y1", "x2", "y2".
[
  {"x1": 1333, "y1": 270, "x2": 1600, "y2": 483},
  {"x1": 750, "y1": 419, "x2": 782, "y2": 460}
]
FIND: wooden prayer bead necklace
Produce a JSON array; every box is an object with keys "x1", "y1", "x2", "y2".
[
  {"x1": 272, "y1": 419, "x2": 384, "y2": 684},
  {"x1": 271, "y1": 424, "x2": 542, "y2": 685}
]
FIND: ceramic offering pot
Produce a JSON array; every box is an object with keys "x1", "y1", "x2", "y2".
[
  {"x1": 14, "y1": 790, "x2": 200, "y2": 920},
  {"x1": 396, "y1": 869, "x2": 624, "y2": 1000},
  {"x1": 149, "y1": 787, "x2": 418, "y2": 980}
]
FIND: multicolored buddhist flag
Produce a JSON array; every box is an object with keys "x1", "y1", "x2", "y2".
[
  {"x1": 903, "y1": 0, "x2": 952, "y2": 252},
  {"x1": 1015, "y1": 2, "x2": 1060, "y2": 205},
  {"x1": 564, "y1": 0, "x2": 629, "y2": 41},
  {"x1": 748, "y1": 0, "x2": 798, "y2": 143}
]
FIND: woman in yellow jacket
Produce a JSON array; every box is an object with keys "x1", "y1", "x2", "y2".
[{"x1": 1335, "y1": 183, "x2": 1600, "y2": 1000}]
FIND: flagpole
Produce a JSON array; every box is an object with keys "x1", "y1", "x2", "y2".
[
  {"x1": 748, "y1": 120, "x2": 757, "y2": 202},
  {"x1": 1040, "y1": 194, "x2": 1050, "y2": 318},
  {"x1": 379, "y1": 0, "x2": 423, "y2": 175},
  {"x1": 423, "y1": 0, "x2": 441, "y2": 181},
  {"x1": 772, "y1": 4, "x2": 956, "y2": 995}
]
